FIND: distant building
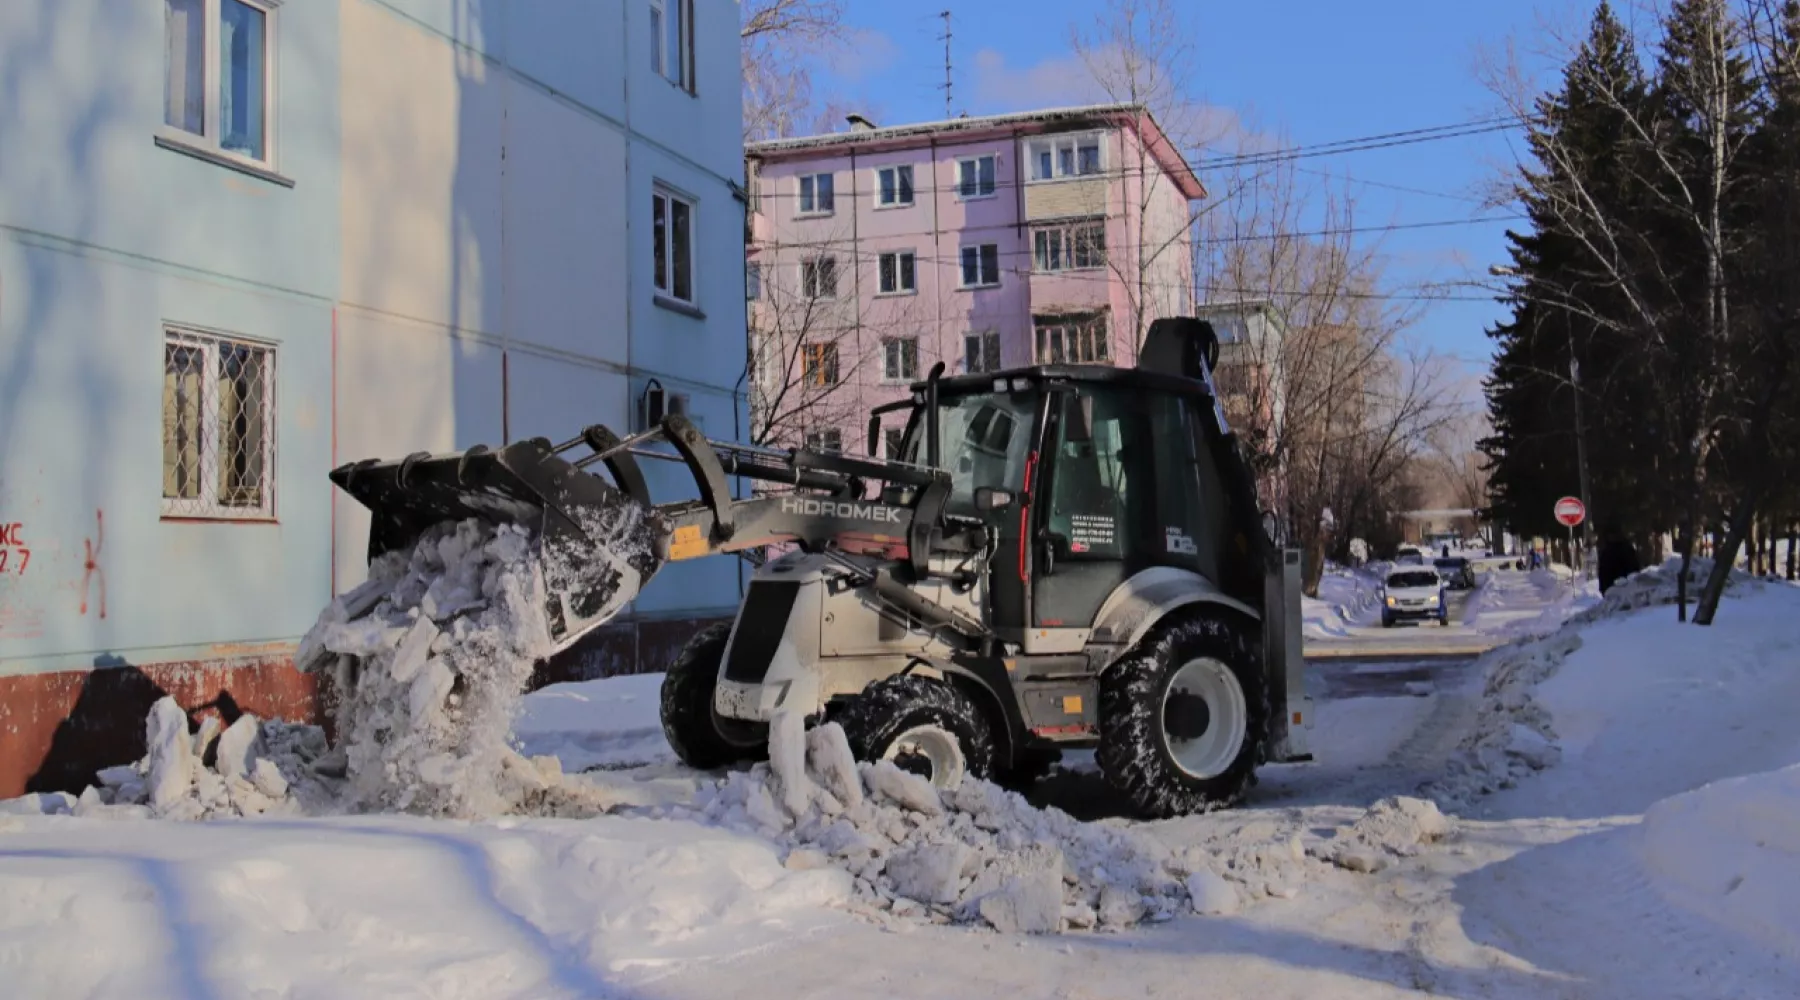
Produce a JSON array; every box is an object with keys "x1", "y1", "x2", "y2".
[
  {"x1": 1192, "y1": 300, "x2": 1288, "y2": 513},
  {"x1": 743, "y1": 104, "x2": 1205, "y2": 456},
  {"x1": 0, "y1": 0, "x2": 747, "y2": 797}
]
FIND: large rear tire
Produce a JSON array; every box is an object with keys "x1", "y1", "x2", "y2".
[
  {"x1": 1096, "y1": 613, "x2": 1269, "y2": 819},
  {"x1": 660, "y1": 622, "x2": 766, "y2": 770},
  {"x1": 835, "y1": 673, "x2": 996, "y2": 790}
]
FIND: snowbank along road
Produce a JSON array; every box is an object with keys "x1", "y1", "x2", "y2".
[{"x1": 2, "y1": 552, "x2": 1797, "y2": 999}]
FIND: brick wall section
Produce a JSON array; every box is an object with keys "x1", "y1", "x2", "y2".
[
  {"x1": 0, "y1": 615, "x2": 725, "y2": 800},
  {"x1": 0, "y1": 655, "x2": 331, "y2": 800}
]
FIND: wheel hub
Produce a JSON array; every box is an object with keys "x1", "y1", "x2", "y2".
[
  {"x1": 884, "y1": 725, "x2": 967, "y2": 789},
  {"x1": 1160, "y1": 657, "x2": 1248, "y2": 780}
]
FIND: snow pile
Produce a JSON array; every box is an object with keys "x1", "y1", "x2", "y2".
[
  {"x1": 1567, "y1": 555, "x2": 1750, "y2": 624},
  {"x1": 1303, "y1": 566, "x2": 1384, "y2": 638},
  {"x1": 1638, "y1": 762, "x2": 1800, "y2": 961},
  {"x1": 1312, "y1": 796, "x2": 1451, "y2": 874},
  {"x1": 296, "y1": 518, "x2": 615, "y2": 819},
  {"x1": 26, "y1": 697, "x2": 335, "y2": 821},
  {"x1": 673, "y1": 713, "x2": 1353, "y2": 934},
  {"x1": 1424, "y1": 628, "x2": 1583, "y2": 809}
]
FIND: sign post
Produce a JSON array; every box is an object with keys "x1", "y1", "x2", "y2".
[{"x1": 1554, "y1": 496, "x2": 1587, "y2": 573}]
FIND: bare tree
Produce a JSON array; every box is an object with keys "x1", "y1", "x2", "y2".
[
  {"x1": 741, "y1": 0, "x2": 846, "y2": 142},
  {"x1": 1195, "y1": 152, "x2": 1456, "y2": 592}
]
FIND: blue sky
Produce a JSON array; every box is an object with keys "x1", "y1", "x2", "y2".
[{"x1": 810, "y1": 0, "x2": 1594, "y2": 398}]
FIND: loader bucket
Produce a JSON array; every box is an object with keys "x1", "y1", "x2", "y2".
[{"x1": 329, "y1": 439, "x2": 668, "y2": 653}]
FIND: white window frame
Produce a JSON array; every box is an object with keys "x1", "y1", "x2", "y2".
[
  {"x1": 160, "y1": 0, "x2": 281, "y2": 170},
  {"x1": 801, "y1": 255, "x2": 839, "y2": 300},
  {"x1": 876, "y1": 250, "x2": 917, "y2": 295},
  {"x1": 652, "y1": 185, "x2": 697, "y2": 306},
  {"x1": 805, "y1": 428, "x2": 843, "y2": 454},
  {"x1": 161, "y1": 324, "x2": 278, "y2": 521},
  {"x1": 875, "y1": 164, "x2": 915, "y2": 208},
  {"x1": 881, "y1": 337, "x2": 920, "y2": 384},
  {"x1": 1032, "y1": 219, "x2": 1107, "y2": 272},
  {"x1": 649, "y1": 0, "x2": 695, "y2": 93},
  {"x1": 1034, "y1": 313, "x2": 1111, "y2": 365},
  {"x1": 797, "y1": 172, "x2": 835, "y2": 216},
  {"x1": 959, "y1": 243, "x2": 1002, "y2": 289},
  {"x1": 802, "y1": 341, "x2": 840, "y2": 387},
  {"x1": 956, "y1": 155, "x2": 998, "y2": 199},
  {"x1": 1026, "y1": 131, "x2": 1105, "y2": 182},
  {"x1": 963, "y1": 330, "x2": 1002, "y2": 373}
]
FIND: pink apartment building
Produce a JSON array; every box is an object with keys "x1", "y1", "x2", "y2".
[{"x1": 744, "y1": 104, "x2": 1207, "y2": 458}]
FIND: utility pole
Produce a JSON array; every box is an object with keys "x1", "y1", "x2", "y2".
[
  {"x1": 938, "y1": 10, "x2": 953, "y2": 119},
  {"x1": 1571, "y1": 351, "x2": 1594, "y2": 570}
]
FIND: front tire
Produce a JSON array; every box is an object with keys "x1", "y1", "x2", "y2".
[
  {"x1": 835, "y1": 673, "x2": 996, "y2": 790},
  {"x1": 1096, "y1": 613, "x2": 1269, "y2": 819},
  {"x1": 660, "y1": 622, "x2": 766, "y2": 771}
]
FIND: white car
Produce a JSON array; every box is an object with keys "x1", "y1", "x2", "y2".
[{"x1": 1380, "y1": 567, "x2": 1449, "y2": 627}]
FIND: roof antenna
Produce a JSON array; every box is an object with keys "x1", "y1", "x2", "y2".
[{"x1": 938, "y1": 9, "x2": 953, "y2": 118}]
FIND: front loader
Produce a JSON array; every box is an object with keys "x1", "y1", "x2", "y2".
[{"x1": 330, "y1": 316, "x2": 1313, "y2": 818}]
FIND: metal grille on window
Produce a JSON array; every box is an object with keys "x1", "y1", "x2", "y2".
[{"x1": 162, "y1": 328, "x2": 275, "y2": 518}]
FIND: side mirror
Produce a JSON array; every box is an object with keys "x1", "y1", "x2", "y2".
[
  {"x1": 1063, "y1": 394, "x2": 1094, "y2": 443},
  {"x1": 974, "y1": 487, "x2": 1015, "y2": 512}
]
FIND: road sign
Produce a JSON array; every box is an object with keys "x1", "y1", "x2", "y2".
[{"x1": 1554, "y1": 496, "x2": 1586, "y2": 527}]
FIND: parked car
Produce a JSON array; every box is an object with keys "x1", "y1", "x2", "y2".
[
  {"x1": 1394, "y1": 546, "x2": 1426, "y2": 566},
  {"x1": 1380, "y1": 567, "x2": 1449, "y2": 627},
  {"x1": 1434, "y1": 556, "x2": 1475, "y2": 590}
]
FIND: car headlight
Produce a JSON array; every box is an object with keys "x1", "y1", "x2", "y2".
[{"x1": 1385, "y1": 596, "x2": 1397, "y2": 607}]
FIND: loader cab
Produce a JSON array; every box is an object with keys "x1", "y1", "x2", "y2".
[{"x1": 893, "y1": 361, "x2": 1264, "y2": 647}]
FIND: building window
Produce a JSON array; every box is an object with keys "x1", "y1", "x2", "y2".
[
  {"x1": 162, "y1": 326, "x2": 276, "y2": 520},
  {"x1": 964, "y1": 331, "x2": 1002, "y2": 373},
  {"x1": 798, "y1": 172, "x2": 835, "y2": 215},
  {"x1": 652, "y1": 187, "x2": 695, "y2": 305},
  {"x1": 746, "y1": 261, "x2": 762, "y2": 300},
  {"x1": 957, "y1": 155, "x2": 998, "y2": 199},
  {"x1": 801, "y1": 256, "x2": 838, "y2": 299},
  {"x1": 877, "y1": 251, "x2": 916, "y2": 295},
  {"x1": 805, "y1": 428, "x2": 843, "y2": 454},
  {"x1": 882, "y1": 337, "x2": 919, "y2": 383},
  {"x1": 959, "y1": 244, "x2": 1001, "y2": 288},
  {"x1": 163, "y1": 0, "x2": 276, "y2": 164},
  {"x1": 884, "y1": 427, "x2": 906, "y2": 459},
  {"x1": 1035, "y1": 313, "x2": 1111, "y2": 365},
  {"x1": 802, "y1": 342, "x2": 839, "y2": 386},
  {"x1": 1033, "y1": 220, "x2": 1107, "y2": 272},
  {"x1": 1028, "y1": 133, "x2": 1103, "y2": 181},
  {"x1": 876, "y1": 165, "x2": 914, "y2": 207},
  {"x1": 649, "y1": 0, "x2": 694, "y2": 92}
]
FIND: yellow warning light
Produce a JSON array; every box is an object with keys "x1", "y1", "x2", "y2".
[{"x1": 1063, "y1": 695, "x2": 1083, "y2": 714}]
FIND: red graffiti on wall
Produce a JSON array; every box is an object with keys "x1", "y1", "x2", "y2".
[
  {"x1": 80, "y1": 509, "x2": 105, "y2": 619},
  {"x1": 0, "y1": 521, "x2": 28, "y2": 576}
]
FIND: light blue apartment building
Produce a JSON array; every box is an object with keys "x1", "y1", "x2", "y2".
[{"x1": 0, "y1": 0, "x2": 749, "y2": 796}]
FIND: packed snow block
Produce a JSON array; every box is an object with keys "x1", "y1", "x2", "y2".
[
  {"x1": 1186, "y1": 870, "x2": 1241, "y2": 915},
  {"x1": 145, "y1": 697, "x2": 194, "y2": 813},
  {"x1": 768, "y1": 710, "x2": 819, "y2": 819},
  {"x1": 214, "y1": 714, "x2": 261, "y2": 782},
  {"x1": 192, "y1": 716, "x2": 223, "y2": 762},
  {"x1": 973, "y1": 845, "x2": 1065, "y2": 934},
  {"x1": 864, "y1": 761, "x2": 944, "y2": 816},
  {"x1": 408, "y1": 659, "x2": 456, "y2": 722},
  {"x1": 388, "y1": 617, "x2": 440, "y2": 685},
  {"x1": 251, "y1": 759, "x2": 289, "y2": 799},
  {"x1": 886, "y1": 842, "x2": 974, "y2": 905},
  {"x1": 805, "y1": 722, "x2": 863, "y2": 810},
  {"x1": 1506, "y1": 723, "x2": 1560, "y2": 770}
]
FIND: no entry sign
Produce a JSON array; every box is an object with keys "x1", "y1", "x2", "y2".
[{"x1": 1554, "y1": 496, "x2": 1586, "y2": 527}]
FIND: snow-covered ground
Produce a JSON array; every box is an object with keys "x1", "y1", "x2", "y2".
[{"x1": 3, "y1": 558, "x2": 1796, "y2": 998}]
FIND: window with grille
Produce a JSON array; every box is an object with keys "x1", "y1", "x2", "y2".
[
  {"x1": 805, "y1": 428, "x2": 843, "y2": 453},
  {"x1": 162, "y1": 326, "x2": 276, "y2": 519},
  {"x1": 1033, "y1": 220, "x2": 1106, "y2": 272},
  {"x1": 1034, "y1": 313, "x2": 1111, "y2": 365},
  {"x1": 959, "y1": 244, "x2": 1000, "y2": 288},
  {"x1": 802, "y1": 255, "x2": 838, "y2": 299},
  {"x1": 876, "y1": 165, "x2": 914, "y2": 207},
  {"x1": 882, "y1": 337, "x2": 919, "y2": 383},
  {"x1": 964, "y1": 331, "x2": 1002, "y2": 373},
  {"x1": 878, "y1": 251, "x2": 916, "y2": 294},
  {"x1": 802, "y1": 342, "x2": 839, "y2": 386}
]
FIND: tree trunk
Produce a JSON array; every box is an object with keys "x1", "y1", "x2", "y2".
[
  {"x1": 1676, "y1": 518, "x2": 1694, "y2": 623},
  {"x1": 1748, "y1": 518, "x2": 1761, "y2": 575},
  {"x1": 1695, "y1": 488, "x2": 1764, "y2": 625},
  {"x1": 1787, "y1": 523, "x2": 1796, "y2": 581}
]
